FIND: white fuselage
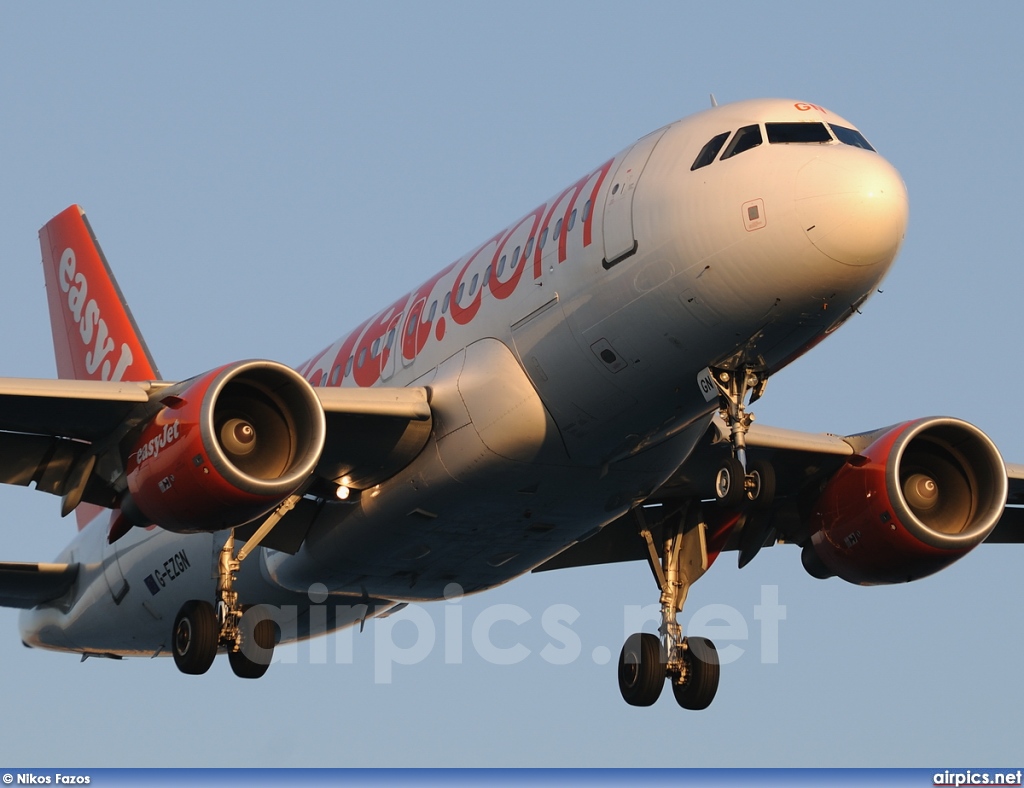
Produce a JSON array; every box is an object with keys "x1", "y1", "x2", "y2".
[{"x1": 21, "y1": 98, "x2": 908, "y2": 656}]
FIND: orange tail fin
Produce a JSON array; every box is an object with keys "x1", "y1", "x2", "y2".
[{"x1": 39, "y1": 205, "x2": 160, "y2": 382}]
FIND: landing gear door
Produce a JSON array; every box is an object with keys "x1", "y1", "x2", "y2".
[{"x1": 602, "y1": 128, "x2": 668, "y2": 266}]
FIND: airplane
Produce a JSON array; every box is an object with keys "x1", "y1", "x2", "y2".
[{"x1": 2, "y1": 97, "x2": 1021, "y2": 711}]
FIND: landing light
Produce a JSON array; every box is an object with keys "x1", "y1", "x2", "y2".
[{"x1": 336, "y1": 485, "x2": 351, "y2": 501}]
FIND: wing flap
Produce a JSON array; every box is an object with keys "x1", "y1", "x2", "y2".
[
  {"x1": 0, "y1": 433, "x2": 87, "y2": 496},
  {"x1": 0, "y1": 562, "x2": 79, "y2": 609},
  {"x1": 0, "y1": 433, "x2": 79, "y2": 489}
]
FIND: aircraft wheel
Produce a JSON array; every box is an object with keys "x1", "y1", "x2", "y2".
[
  {"x1": 672, "y1": 636, "x2": 720, "y2": 710},
  {"x1": 745, "y1": 459, "x2": 776, "y2": 509},
  {"x1": 229, "y1": 612, "x2": 277, "y2": 680},
  {"x1": 715, "y1": 458, "x2": 745, "y2": 508},
  {"x1": 172, "y1": 600, "x2": 218, "y2": 675},
  {"x1": 618, "y1": 633, "x2": 665, "y2": 706}
]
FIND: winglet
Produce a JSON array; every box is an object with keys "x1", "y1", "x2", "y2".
[{"x1": 39, "y1": 205, "x2": 160, "y2": 382}]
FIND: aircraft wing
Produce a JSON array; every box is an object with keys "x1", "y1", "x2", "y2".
[
  {"x1": 1005, "y1": 463, "x2": 1024, "y2": 505},
  {"x1": 989, "y1": 463, "x2": 1024, "y2": 543},
  {"x1": 308, "y1": 385, "x2": 431, "y2": 490},
  {"x1": 0, "y1": 376, "x2": 432, "y2": 528},
  {"x1": 0, "y1": 377, "x2": 162, "y2": 440},
  {"x1": 536, "y1": 417, "x2": 1024, "y2": 572},
  {"x1": 0, "y1": 562, "x2": 79, "y2": 609}
]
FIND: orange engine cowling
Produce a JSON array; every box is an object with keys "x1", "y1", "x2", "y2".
[
  {"x1": 803, "y1": 418, "x2": 1007, "y2": 585},
  {"x1": 123, "y1": 360, "x2": 326, "y2": 533}
]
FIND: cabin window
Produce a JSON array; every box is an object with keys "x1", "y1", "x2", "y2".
[
  {"x1": 582, "y1": 199, "x2": 592, "y2": 222},
  {"x1": 345, "y1": 355, "x2": 354, "y2": 377},
  {"x1": 553, "y1": 218, "x2": 563, "y2": 240},
  {"x1": 469, "y1": 273, "x2": 479, "y2": 296},
  {"x1": 457, "y1": 282, "x2": 465, "y2": 304},
  {"x1": 766, "y1": 122, "x2": 832, "y2": 144},
  {"x1": 539, "y1": 227, "x2": 549, "y2": 250},
  {"x1": 721, "y1": 125, "x2": 763, "y2": 160},
  {"x1": 443, "y1": 291, "x2": 451, "y2": 314},
  {"x1": 357, "y1": 348, "x2": 367, "y2": 368},
  {"x1": 830, "y1": 124, "x2": 875, "y2": 151},
  {"x1": 406, "y1": 311, "x2": 419, "y2": 336},
  {"x1": 371, "y1": 337, "x2": 381, "y2": 357},
  {"x1": 524, "y1": 237, "x2": 534, "y2": 259},
  {"x1": 497, "y1": 255, "x2": 506, "y2": 277},
  {"x1": 427, "y1": 301, "x2": 437, "y2": 322},
  {"x1": 691, "y1": 132, "x2": 730, "y2": 170},
  {"x1": 511, "y1": 245, "x2": 521, "y2": 270},
  {"x1": 568, "y1": 208, "x2": 577, "y2": 232},
  {"x1": 385, "y1": 328, "x2": 395, "y2": 350},
  {"x1": 329, "y1": 364, "x2": 341, "y2": 386}
]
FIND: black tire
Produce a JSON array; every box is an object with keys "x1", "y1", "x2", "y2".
[
  {"x1": 172, "y1": 600, "x2": 219, "y2": 675},
  {"x1": 617, "y1": 633, "x2": 665, "y2": 706},
  {"x1": 745, "y1": 459, "x2": 776, "y2": 508},
  {"x1": 228, "y1": 612, "x2": 277, "y2": 680},
  {"x1": 672, "y1": 636, "x2": 720, "y2": 710},
  {"x1": 715, "y1": 457, "x2": 745, "y2": 508}
]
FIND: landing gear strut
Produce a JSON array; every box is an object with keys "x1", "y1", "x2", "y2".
[
  {"x1": 710, "y1": 365, "x2": 775, "y2": 508},
  {"x1": 171, "y1": 495, "x2": 299, "y2": 677},
  {"x1": 617, "y1": 507, "x2": 720, "y2": 710}
]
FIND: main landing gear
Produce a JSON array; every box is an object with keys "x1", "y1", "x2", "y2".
[
  {"x1": 710, "y1": 365, "x2": 775, "y2": 509},
  {"x1": 172, "y1": 496, "x2": 299, "y2": 679},
  {"x1": 618, "y1": 507, "x2": 720, "y2": 710}
]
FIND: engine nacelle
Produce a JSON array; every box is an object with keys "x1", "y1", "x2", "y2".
[
  {"x1": 804, "y1": 417, "x2": 1007, "y2": 585},
  {"x1": 124, "y1": 360, "x2": 326, "y2": 533}
]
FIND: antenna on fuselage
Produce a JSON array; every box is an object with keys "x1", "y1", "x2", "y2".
[{"x1": 710, "y1": 93, "x2": 718, "y2": 107}]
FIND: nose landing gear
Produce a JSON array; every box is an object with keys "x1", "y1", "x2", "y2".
[
  {"x1": 710, "y1": 365, "x2": 776, "y2": 508},
  {"x1": 617, "y1": 507, "x2": 721, "y2": 710}
]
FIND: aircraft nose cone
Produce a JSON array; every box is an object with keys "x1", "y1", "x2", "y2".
[{"x1": 796, "y1": 152, "x2": 908, "y2": 267}]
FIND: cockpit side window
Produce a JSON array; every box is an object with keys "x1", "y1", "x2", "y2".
[
  {"x1": 690, "y1": 131, "x2": 731, "y2": 171},
  {"x1": 720, "y1": 124, "x2": 763, "y2": 160},
  {"x1": 765, "y1": 122, "x2": 832, "y2": 144},
  {"x1": 830, "y1": 124, "x2": 876, "y2": 151}
]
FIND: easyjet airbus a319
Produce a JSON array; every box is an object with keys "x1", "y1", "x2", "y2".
[{"x1": 3, "y1": 98, "x2": 1021, "y2": 710}]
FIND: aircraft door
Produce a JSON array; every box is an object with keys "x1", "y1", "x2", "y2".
[
  {"x1": 401, "y1": 297, "x2": 427, "y2": 369},
  {"x1": 380, "y1": 313, "x2": 403, "y2": 382},
  {"x1": 602, "y1": 128, "x2": 668, "y2": 266}
]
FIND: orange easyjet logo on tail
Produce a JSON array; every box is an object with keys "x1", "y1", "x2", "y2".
[{"x1": 58, "y1": 247, "x2": 134, "y2": 382}]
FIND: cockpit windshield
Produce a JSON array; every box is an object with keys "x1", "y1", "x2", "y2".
[
  {"x1": 690, "y1": 118, "x2": 876, "y2": 171},
  {"x1": 829, "y1": 124, "x2": 875, "y2": 151},
  {"x1": 765, "y1": 122, "x2": 832, "y2": 144},
  {"x1": 690, "y1": 131, "x2": 730, "y2": 171},
  {"x1": 720, "y1": 124, "x2": 763, "y2": 160}
]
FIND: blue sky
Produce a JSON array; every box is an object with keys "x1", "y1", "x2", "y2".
[{"x1": 0, "y1": 1, "x2": 1022, "y2": 768}]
